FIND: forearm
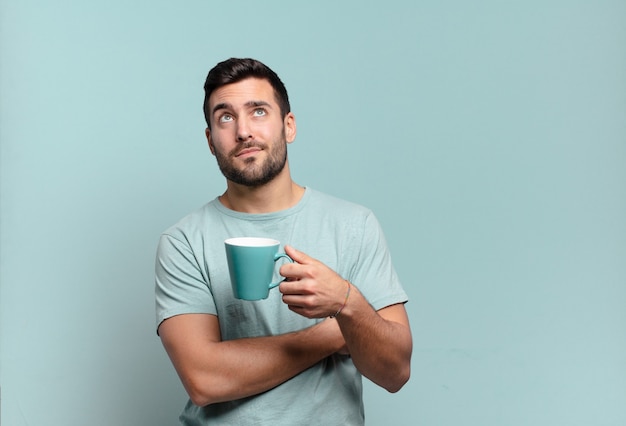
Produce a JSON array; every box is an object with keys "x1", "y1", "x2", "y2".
[
  {"x1": 336, "y1": 286, "x2": 412, "y2": 392},
  {"x1": 205, "y1": 322, "x2": 340, "y2": 403},
  {"x1": 277, "y1": 246, "x2": 412, "y2": 391},
  {"x1": 160, "y1": 316, "x2": 343, "y2": 406}
]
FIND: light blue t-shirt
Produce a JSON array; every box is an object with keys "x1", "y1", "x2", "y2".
[{"x1": 155, "y1": 188, "x2": 408, "y2": 425}]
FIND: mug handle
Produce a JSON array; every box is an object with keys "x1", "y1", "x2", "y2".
[{"x1": 269, "y1": 253, "x2": 293, "y2": 289}]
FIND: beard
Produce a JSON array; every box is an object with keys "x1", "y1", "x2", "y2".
[{"x1": 214, "y1": 133, "x2": 288, "y2": 188}]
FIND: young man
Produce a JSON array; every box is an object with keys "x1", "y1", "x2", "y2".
[{"x1": 155, "y1": 58, "x2": 412, "y2": 425}]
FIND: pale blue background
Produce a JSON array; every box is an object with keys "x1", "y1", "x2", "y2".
[{"x1": 1, "y1": 1, "x2": 625, "y2": 425}]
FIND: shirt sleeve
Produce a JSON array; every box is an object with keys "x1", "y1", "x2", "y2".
[
  {"x1": 155, "y1": 232, "x2": 217, "y2": 334},
  {"x1": 349, "y1": 211, "x2": 408, "y2": 311}
]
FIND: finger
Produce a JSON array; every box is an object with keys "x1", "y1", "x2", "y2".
[
  {"x1": 278, "y1": 280, "x2": 299, "y2": 295},
  {"x1": 279, "y1": 278, "x2": 313, "y2": 296},
  {"x1": 284, "y1": 245, "x2": 316, "y2": 265},
  {"x1": 282, "y1": 296, "x2": 317, "y2": 319},
  {"x1": 279, "y1": 262, "x2": 306, "y2": 281}
]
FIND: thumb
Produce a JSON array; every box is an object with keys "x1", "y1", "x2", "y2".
[{"x1": 284, "y1": 245, "x2": 315, "y2": 265}]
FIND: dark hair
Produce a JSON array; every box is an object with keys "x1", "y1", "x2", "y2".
[{"x1": 203, "y1": 58, "x2": 291, "y2": 128}]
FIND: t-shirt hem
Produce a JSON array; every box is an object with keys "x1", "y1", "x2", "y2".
[
  {"x1": 369, "y1": 293, "x2": 409, "y2": 311},
  {"x1": 156, "y1": 306, "x2": 218, "y2": 335}
]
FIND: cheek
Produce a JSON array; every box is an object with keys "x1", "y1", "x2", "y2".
[{"x1": 210, "y1": 130, "x2": 233, "y2": 150}]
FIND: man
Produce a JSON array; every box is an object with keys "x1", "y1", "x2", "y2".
[{"x1": 155, "y1": 58, "x2": 412, "y2": 425}]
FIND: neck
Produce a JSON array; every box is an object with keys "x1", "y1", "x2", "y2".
[{"x1": 219, "y1": 165, "x2": 305, "y2": 213}]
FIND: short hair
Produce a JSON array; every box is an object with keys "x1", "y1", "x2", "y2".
[{"x1": 203, "y1": 58, "x2": 291, "y2": 128}]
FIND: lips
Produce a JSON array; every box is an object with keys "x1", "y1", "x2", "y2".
[{"x1": 235, "y1": 145, "x2": 263, "y2": 158}]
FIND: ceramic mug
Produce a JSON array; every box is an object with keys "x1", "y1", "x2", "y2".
[{"x1": 224, "y1": 237, "x2": 293, "y2": 300}]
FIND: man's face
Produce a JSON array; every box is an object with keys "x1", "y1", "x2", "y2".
[{"x1": 206, "y1": 77, "x2": 296, "y2": 187}]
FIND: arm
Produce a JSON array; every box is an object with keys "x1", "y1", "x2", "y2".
[
  {"x1": 279, "y1": 246, "x2": 413, "y2": 393},
  {"x1": 335, "y1": 293, "x2": 412, "y2": 392},
  {"x1": 158, "y1": 314, "x2": 344, "y2": 406}
]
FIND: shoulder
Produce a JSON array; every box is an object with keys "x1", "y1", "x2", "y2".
[
  {"x1": 302, "y1": 189, "x2": 382, "y2": 243},
  {"x1": 160, "y1": 198, "x2": 221, "y2": 242},
  {"x1": 306, "y1": 188, "x2": 373, "y2": 217}
]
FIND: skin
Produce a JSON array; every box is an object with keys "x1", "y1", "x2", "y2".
[{"x1": 158, "y1": 77, "x2": 413, "y2": 407}]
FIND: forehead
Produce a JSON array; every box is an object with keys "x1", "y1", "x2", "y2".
[{"x1": 209, "y1": 77, "x2": 277, "y2": 110}]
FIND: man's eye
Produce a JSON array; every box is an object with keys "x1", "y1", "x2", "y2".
[
  {"x1": 253, "y1": 109, "x2": 266, "y2": 117},
  {"x1": 219, "y1": 114, "x2": 233, "y2": 123}
]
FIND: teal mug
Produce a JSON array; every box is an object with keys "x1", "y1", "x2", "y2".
[{"x1": 224, "y1": 237, "x2": 293, "y2": 301}]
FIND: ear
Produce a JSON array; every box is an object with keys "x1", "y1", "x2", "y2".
[
  {"x1": 284, "y1": 112, "x2": 297, "y2": 143},
  {"x1": 205, "y1": 128, "x2": 216, "y2": 155}
]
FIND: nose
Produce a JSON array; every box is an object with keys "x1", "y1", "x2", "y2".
[{"x1": 236, "y1": 118, "x2": 253, "y2": 142}]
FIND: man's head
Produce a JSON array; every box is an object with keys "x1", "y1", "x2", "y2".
[
  {"x1": 203, "y1": 59, "x2": 297, "y2": 188},
  {"x1": 203, "y1": 58, "x2": 291, "y2": 130}
]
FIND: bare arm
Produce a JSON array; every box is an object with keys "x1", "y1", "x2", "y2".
[
  {"x1": 158, "y1": 314, "x2": 344, "y2": 406},
  {"x1": 279, "y1": 246, "x2": 413, "y2": 392},
  {"x1": 335, "y1": 293, "x2": 412, "y2": 392}
]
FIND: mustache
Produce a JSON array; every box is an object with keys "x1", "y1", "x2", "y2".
[{"x1": 231, "y1": 142, "x2": 266, "y2": 157}]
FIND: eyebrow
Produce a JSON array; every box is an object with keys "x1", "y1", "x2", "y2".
[{"x1": 212, "y1": 100, "x2": 272, "y2": 115}]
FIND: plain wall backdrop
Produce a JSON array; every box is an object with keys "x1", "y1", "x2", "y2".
[{"x1": 1, "y1": 1, "x2": 625, "y2": 425}]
